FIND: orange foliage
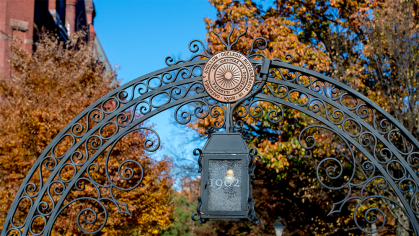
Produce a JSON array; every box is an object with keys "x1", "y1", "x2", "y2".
[
  {"x1": 0, "y1": 31, "x2": 174, "y2": 235},
  {"x1": 180, "y1": 176, "x2": 201, "y2": 203},
  {"x1": 186, "y1": 0, "x2": 407, "y2": 235}
]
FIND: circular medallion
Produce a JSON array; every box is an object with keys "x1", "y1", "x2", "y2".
[{"x1": 202, "y1": 51, "x2": 255, "y2": 103}]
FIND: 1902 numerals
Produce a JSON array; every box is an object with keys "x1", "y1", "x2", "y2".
[{"x1": 209, "y1": 179, "x2": 240, "y2": 189}]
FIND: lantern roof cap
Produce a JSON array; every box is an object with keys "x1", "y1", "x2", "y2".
[
  {"x1": 202, "y1": 133, "x2": 248, "y2": 154},
  {"x1": 274, "y1": 221, "x2": 285, "y2": 229}
]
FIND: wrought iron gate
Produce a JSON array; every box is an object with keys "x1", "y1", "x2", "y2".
[{"x1": 3, "y1": 17, "x2": 419, "y2": 235}]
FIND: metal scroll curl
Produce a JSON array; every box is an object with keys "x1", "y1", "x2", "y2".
[
  {"x1": 247, "y1": 148, "x2": 260, "y2": 224},
  {"x1": 235, "y1": 97, "x2": 285, "y2": 124},
  {"x1": 191, "y1": 149, "x2": 207, "y2": 224},
  {"x1": 193, "y1": 148, "x2": 203, "y2": 174},
  {"x1": 227, "y1": 64, "x2": 419, "y2": 234},
  {"x1": 40, "y1": 127, "x2": 158, "y2": 235},
  {"x1": 5, "y1": 12, "x2": 419, "y2": 235},
  {"x1": 2, "y1": 59, "x2": 213, "y2": 236},
  {"x1": 174, "y1": 97, "x2": 226, "y2": 130},
  {"x1": 191, "y1": 197, "x2": 207, "y2": 224},
  {"x1": 165, "y1": 39, "x2": 210, "y2": 66},
  {"x1": 297, "y1": 124, "x2": 417, "y2": 234}
]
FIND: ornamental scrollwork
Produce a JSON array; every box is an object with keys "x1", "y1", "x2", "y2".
[{"x1": 4, "y1": 13, "x2": 419, "y2": 236}]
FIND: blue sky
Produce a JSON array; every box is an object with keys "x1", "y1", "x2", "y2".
[{"x1": 93, "y1": 0, "x2": 217, "y2": 83}]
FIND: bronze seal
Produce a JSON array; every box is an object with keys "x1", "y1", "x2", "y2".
[{"x1": 202, "y1": 51, "x2": 255, "y2": 103}]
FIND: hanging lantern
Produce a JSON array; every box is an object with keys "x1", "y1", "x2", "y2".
[{"x1": 192, "y1": 133, "x2": 259, "y2": 223}]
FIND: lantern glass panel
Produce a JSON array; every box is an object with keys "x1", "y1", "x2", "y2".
[
  {"x1": 274, "y1": 228, "x2": 284, "y2": 236},
  {"x1": 208, "y1": 160, "x2": 242, "y2": 211}
]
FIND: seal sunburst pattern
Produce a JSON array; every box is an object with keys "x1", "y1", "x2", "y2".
[
  {"x1": 202, "y1": 51, "x2": 255, "y2": 103},
  {"x1": 215, "y1": 64, "x2": 241, "y2": 89}
]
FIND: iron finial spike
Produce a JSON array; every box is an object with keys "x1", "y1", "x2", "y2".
[
  {"x1": 230, "y1": 25, "x2": 248, "y2": 50},
  {"x1": 211, "y1": 23, "x2": 228, "y2": 49},
  {"x1": 210, "y1": 9, "x2": 248, "y2": 51},
  {"x1": 226, "y1": 9, "x2": 234, "y2": 50}
]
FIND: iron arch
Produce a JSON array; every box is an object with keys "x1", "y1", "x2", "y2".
[{"x1": 3, "y1": 19, "x2": 419, "y2": 235}]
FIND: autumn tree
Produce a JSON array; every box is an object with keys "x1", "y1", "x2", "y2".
[
  {"x1": 0, "y1": 31, "x2": 174, "y2": 235},
  {"x1": 360, "y1": 1, "x2": 419, "y2": 234},
  {"x1": 160, "y1": 177, "x2": 216, "y2": 236},
  {"x1": 363, "y1": 0, "x2": 419, "y2": 143},
  {"x1": 272, "y1": 0, "x2": 419, "y2": 234},
  {"x1": 181, "y1": 0, "x2": 419, "y2": 235},
  {"x1": 189, "y1": 1, "x2": 356, "y2": 235}
]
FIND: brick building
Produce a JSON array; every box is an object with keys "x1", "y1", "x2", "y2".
[{"x1": 0, "y1": 0, "x2": 110, "y2": 78}]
